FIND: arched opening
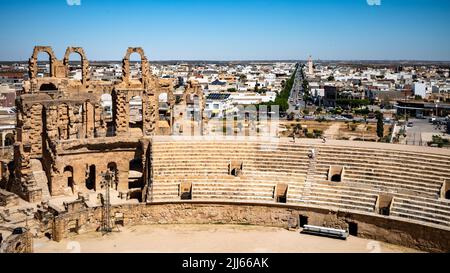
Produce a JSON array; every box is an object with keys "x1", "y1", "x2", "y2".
[
  {"x1": 445, "y1": 190, "x2": 450, "y2": 200},
  {"x1": 299, "y1": 215, "x2": 308, "y2": 228},
  {"x1": 66, "y1": 52, "x2": 82, "y2": 80},
  {"x1": 36, "y1": 52, "x2": 51, "y2": 78},
  {"x1": 180, "y1": 182, "x2": 192, "y2": 200},
  {"x1": 15, "y1": 242, "x2": 22, "y2": 251},
  {"x1": 44, "y1": 232, "x2": 52, "y2": 240},
  {"x1": 129, "y1": 96, "x2": 143, "y2": 130},
  {"x1": 39, "y1": 83, "x2": 57, "y2": 91},
  {"x1": 129, "y1": 158, "x2": 143, "y2": 189},
  {"x1": 67, "y1": 220, "x2": 79, "y2": 234},
  {"x1": 129, "y1": 52, "x2": 142, "y2": 80},
  {"x1": 328, "y1": 166, "x2": 344, "y2": 183},
  {"x1": 229, "y1": 161, "x2": 243, "y2": 177},
  {"x1": 64, "y1": 166, "x2": 74, "y2": 194},
  {"x1": 331, "y1": 174, "x2": 341, "y2": 182},
  {"x1": 348, "y1": 222, "x2": 358, "y2": 236},
  {"x1": 275, "y1": 183, "x2": 288, "y2": 203},
  {"x1": 129, "y1": 190, "x2": 143, "y2": 202},
  {"x1": 4, "y1": 133, "x2": 14, "y2": 146},
  {"x1": 101, "y1": 94, "x2": 115, "y2": 136},
  {"x1": 107, "y1": 162, "x2": 119, "y2": 190},
  {"x1": 85, "y1": 165, "x2": 96, "y2": 191},
  {"x1": 159, "y1": 92, "x2": 172, "y2": 125},
  {"x1": 377, "y1": 194, "x2": 393, "y2": 216}
]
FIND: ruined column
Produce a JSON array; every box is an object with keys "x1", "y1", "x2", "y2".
[{"x1": 113, "y1": 90, "x2": 129, "y2": 135}]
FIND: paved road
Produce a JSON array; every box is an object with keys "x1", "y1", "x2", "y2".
[
  {"x1": 288, "y1": 64, "x2": 305, "y2": 115},
  {"x1": 405, "y1": 118, "x2": 448, "y2": 146}
]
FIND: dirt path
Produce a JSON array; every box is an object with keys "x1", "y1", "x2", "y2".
[{"x1": 324, "y1": 123, "x2": 341, "y2": 139}]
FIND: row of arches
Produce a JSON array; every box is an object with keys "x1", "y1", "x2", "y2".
[
  {"x1": 29, "y1": 46, "x2": 149, "y2": 86},
  {"x1": 62, "y1": 159, "x2": 143, "y2": 195},
  {"x1": 63, "y1": 162, "x2": 119, "y2": 194}
]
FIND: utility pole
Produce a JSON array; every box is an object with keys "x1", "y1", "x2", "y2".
[{"x1": 100, "y1": 170, "x2": 115, "y2": 234}]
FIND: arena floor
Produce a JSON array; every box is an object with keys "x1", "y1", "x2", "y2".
[{"x1": 33, "y1": 224, "x2": 421, "y2": 253}]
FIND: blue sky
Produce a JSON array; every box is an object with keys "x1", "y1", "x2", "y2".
[{"x1": 0, "y1": 0, "x2": 449, "y2": 61}]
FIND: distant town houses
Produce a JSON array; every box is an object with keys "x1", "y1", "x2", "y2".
[
  {"x1": 303, "y1": 58, "x2": 450, "y2": 111},
  {"x1": 0, "y1": 59, "x2": 449, "y2": 128}
]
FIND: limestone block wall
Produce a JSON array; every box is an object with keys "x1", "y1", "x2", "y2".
[
  {"x1": 69, "y1": 104, "x2": 84, "y2": 139},
  {"x1": 49, "y1": 202, "x2": 450, "y2": 253},
  {"x1": 113, "y1": 91, "x2": 129, "y2": 135},
  {"x1": 51, "y1": 150, "x2": 138, "y2": 195},
  {"x1": 0, "y1": 231, "x2": 33, "y2": 253},
  {"x1": 143, "y1": 94, "x2": 158, "y2": 135},
  {"x1": 22, "y1": 104, "x2": 43, "y2": 156}
]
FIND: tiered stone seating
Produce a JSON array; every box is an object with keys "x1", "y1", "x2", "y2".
[
  {"x1": 151, "y1": 141, "x2": 310, "y2": 202},
  {"x1": 391, "y1": 197, "x2": 450, "y2": 226},
  {"x1": 314, "y1": 145, "x2": 450, "y2": 227},
  {"x1": 150, "y1": 139, "x2": 450, "y2": 228}
]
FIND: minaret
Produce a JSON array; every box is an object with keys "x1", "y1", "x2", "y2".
[{"x1": 308, "y1": 55, "x2": 313, "y2": 75}]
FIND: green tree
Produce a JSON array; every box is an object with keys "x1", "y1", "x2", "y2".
[{"x1": 376, "y1": 111, "x2": 384, "y2": 139}]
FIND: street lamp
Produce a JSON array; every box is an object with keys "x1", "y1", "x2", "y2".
[{"x1": 435, "y1": 99, "x2": 440, "y2": 117}]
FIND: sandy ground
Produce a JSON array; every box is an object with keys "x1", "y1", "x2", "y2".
[{"x1": 33, "y1": 224, "x2": 421, "y2": 253}]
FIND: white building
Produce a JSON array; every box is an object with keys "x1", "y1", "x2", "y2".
[
  {"x1": 413, "y1": 82, "x2": 428, "y2": 98},
  {"x1": 205, "y1": 93, "x2": 234, "y2": 118}
]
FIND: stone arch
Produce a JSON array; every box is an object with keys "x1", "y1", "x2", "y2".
[
  {"x1": 129, "y1": 95, "x2": 143, "y2": 133},
  {"x1": 100, "y1": 93, "x2": 115, "y2": 136},
  {"x1": 107, "y1": 162, "x2": 119, "y2": 189},
  {"x1": 156, "y1": 88, "x2": 175, "y2": 131},
  {"x1": 63, "y1": 47, "x2": 90, "y2": 84},
  {"x1": 39, "y1": 83, "x2": 58, "y2": 91},
  {"x1": 121, "y1": 47, "x2": 149, "y2": 83},
  {"x1": 29, "y1": 46, "x2": 58, "y2": 79},
  {"x1": 4, "y1": 133, "x2": 15, "y2": 146},
  {"x1": 85, "y1": 164, "x2": 96, "y2": 191},
  {"x1": 64, "y1": 166, "x2": 74, "y2": 194},
  {"x1": 182, "y1": 81, "x2": 207, "y2": 135}
]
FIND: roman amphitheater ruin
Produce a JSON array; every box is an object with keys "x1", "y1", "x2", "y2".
[{"x1": 1, "y1": 46, "x2": 450, "y2": 253}]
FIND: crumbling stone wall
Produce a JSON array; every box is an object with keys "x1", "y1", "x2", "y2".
[
  {"x1": 49, "y1": 202, "x2": 450, "y2": 253},
  {"x1": 0, "y1": 230, "x2": 33, "y2": 253},
  {"x1": 13, "y1": 45, "x2": 203, "y2": 203}
]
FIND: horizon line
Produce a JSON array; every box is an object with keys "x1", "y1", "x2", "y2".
[{"x1": 1, "y1": 59, "x2": 450, "y2": 63}]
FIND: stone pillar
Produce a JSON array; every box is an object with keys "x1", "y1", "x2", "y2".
[
  {"x1": 94, "y1": 103, "x2": 105, "y2": 137},
  {"x1": 117, "y1": 164, "x2": 128, "y2": 192},
  {"x1": 24, "y1": 104, "x2": 44, "y2": 156},
  {"x1": 58, "y1": 104, "x2": 70, "y2": 140},
  {"x1": 46, "y1": 106, "x2": 59, "y2": 141},
  {"x1": 113, "y1": 91, "x2": 129, "y2": 135},
  {"x1": 84, "y1": 102, "x2": 95, "y2": 138}
]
